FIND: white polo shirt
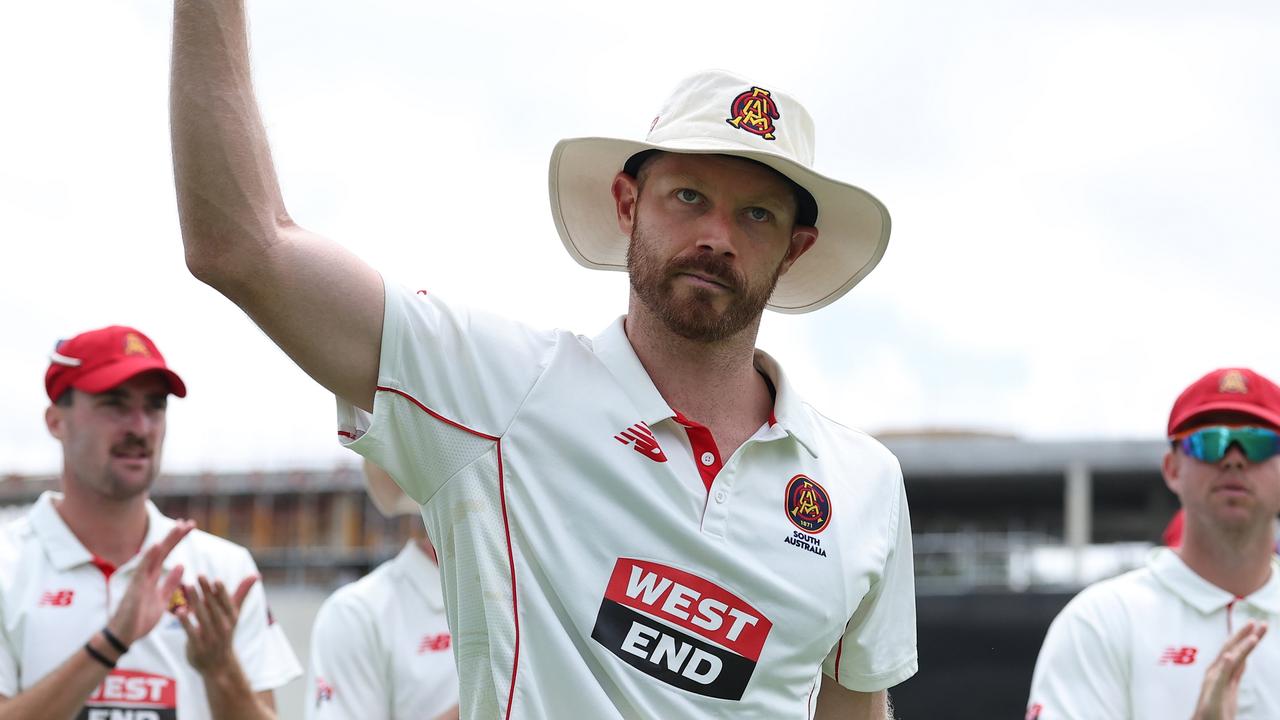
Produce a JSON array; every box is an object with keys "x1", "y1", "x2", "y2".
[
  {"x1": 306, "y1": 540, "x2": 458, "y2": 720},
  {"x1": 0, "y1": 492, "x2": 302, "y2": 719},
  {"x1": 1027, "y1": 548, "x2": 1280, "y2": 720},
  {"x1": 337, "y1": 285, "x2": 917, "y2": 719}
]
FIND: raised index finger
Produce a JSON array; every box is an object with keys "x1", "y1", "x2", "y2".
[{"x1": 139, "y1": 520, "x2": 195, "y2": 576}]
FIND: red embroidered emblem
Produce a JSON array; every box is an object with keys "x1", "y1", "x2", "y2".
[
  {"x1": 39, "y1": 590, "x2": 74, "y2": 607},
  {"x1": 1025, "y1": 704, "x2": 1043, "y2": 720},
  {"x1": 726, "y1": 86, "x2": 780, "y2": 141},
  {"x1": 418, "y1": 633, "x2": 452, "y2": 654},
  {"x1": 615, "y1": 423, "x2": 667, "y2": 462},
  {"x1": 1160, "y1": 647, "x2": 1198, "y2": 665},
  {"x1": 785, "y1": 474, "x2": 832, "y2": 534}
]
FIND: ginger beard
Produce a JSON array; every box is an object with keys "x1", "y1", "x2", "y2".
[{"x1": 626, "y1": 217, "x2": 785, "y2": 343}]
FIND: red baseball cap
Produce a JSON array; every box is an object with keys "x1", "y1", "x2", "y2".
[
  {"x1": 45, "y1": 326, "x2": 187, "y2": 403},
  {"x1": 1167, "y1": 368, "x2": 1280, "y2": 436}
]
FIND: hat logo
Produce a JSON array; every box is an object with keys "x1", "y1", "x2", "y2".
[
  {"x1": 123, "y1": 333, "x2": 151, "y2": 357},
  {"x1": 726, "y1": 87, "x2": 779, "y2": 141},
  {"x1": 1219, "y1": 370, "x2": 1249, "y2": 394}
]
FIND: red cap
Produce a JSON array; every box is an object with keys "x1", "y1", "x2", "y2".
[
  {"x1": 45, "y1": 326, "x2": 187, "y2": 403},
  {"x1": 1167, "y1": 368, "x2": 1280, "y2": 436}
]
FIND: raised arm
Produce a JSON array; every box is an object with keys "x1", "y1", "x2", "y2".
[{"x1": 170, "y1": 0, "x2": 384, "y2": 411}]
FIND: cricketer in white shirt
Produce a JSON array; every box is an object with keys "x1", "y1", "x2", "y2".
[
  {"x1": 336, "y1": 287, "x2": 917, "y2": 719},
  {"x1": 306, "y1": 539, "x2": 459, "y2": 720},
  {"x1": 1027, "y1": 548, "x2": 1280, "y2": 720},
  {"x1": 0, "y1": 492, "x2": 302, "y2": 719}
]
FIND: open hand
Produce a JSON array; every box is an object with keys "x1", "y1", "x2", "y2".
[
  {"x1": 176, "y1": 574, "x2": 258, "y2": 673},
  {"x1": 1192, "y1": 620, "x2": 1269, "y2": 720},
  {"x1": 106, "y1": 520, "x2": 195, "y2": 646}
]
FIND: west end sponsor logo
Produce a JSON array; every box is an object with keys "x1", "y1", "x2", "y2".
[
  {"x1": 591, "y1": 558, "x2": 772, "y2": 700},
  {"x1": 78, "y1": 670, "x2": 177, "y2": 720}
]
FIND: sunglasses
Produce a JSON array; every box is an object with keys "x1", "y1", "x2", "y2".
[{"x1": 1172, "y1": 425, "x2": 1280, "y2": 464}]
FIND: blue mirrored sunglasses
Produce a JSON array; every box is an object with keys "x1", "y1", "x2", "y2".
[{"x1": 1173, "y1": 425, "x2": 1280, "y2": 464}]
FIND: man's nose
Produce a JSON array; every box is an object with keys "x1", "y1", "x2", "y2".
[
  {"x1": 694, "y1": 208, "x2": 739, "y2": 257},
  {"x1": 1220, "y1": 443, "x2": 1249, "y2": 468}
]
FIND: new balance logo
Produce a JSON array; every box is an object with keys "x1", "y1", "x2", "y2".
[
  {"x1": 615, "y1": 423, "x2": 667, "y2": 462},
  {"x1": 39, "y1": 590, "x2": 74, "y2": 607},
  {"x1": 1159, "y1": 646, "x2": 1198, "y2": 665},
  {"x1": 418, "y1": 633, "x2": 451, "y2": 654}
]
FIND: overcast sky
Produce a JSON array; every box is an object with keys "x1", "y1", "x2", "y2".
[{"x1": 3, "y1": 0, "x2": 1278, "y2": 475}]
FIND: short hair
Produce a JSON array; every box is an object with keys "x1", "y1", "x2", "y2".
[
  {"x1": 54, "y1": 388, "x2": 75, "y2": 407},
  {"x1": 622, "y1": 150, "x2": 818, "y2": 226}
]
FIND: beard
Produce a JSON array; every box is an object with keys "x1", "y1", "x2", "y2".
[{"x1": 627, "y1": 220, "x2": 783, "y2": 343}]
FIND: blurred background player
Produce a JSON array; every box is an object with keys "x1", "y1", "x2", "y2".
[
  {"x1": 0, "y1": 326, "x2": 301, "y2": 719},
  {"x1": 1027, "y1": 368, "x2": 1280, "y2": 719},
  {"x1": 306, "y1": 460, "x2": 459, "y2": 720}
]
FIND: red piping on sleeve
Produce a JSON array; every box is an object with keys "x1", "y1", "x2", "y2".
[
  {"x1": 373, "y1": 385, "x2": 518, "y2": 715},
  {"x1": 376, "y1": 386, "x2": 500, "y2": 441}
]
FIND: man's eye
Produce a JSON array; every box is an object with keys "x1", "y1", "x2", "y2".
[
  {"x1": 675, "y1": 189, "x2": 700, "y2": 203},
  {"x1": 747, "y1": 207, "x2": 772, "y2": 222}
]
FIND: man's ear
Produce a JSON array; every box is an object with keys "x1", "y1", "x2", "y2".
[
  {"x1": 612, "y1": 172, "x2": 640, "y2": 235},
  {"x1": 1161, "y1": 449, "x2": 1182, "y2": 497},
  {"x1": 46, "y1": 404, "x2": 67, "y2": 441},
  {"x1": 777, "y1": 226, "x2": 818, "y2": 278}
]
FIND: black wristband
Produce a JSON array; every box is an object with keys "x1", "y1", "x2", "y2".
[
  {"x1": 101, "y1": 627, "x2": 129, "y2": 655},
  {"x1": 84, "y1": 643, "x2": 116, "y2": 669}
]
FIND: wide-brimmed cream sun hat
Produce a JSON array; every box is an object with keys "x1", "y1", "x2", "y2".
[{"x1": 548, "y1": 69, "x2": 890, "y2": 314}]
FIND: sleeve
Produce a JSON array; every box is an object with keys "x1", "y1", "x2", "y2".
[
  {"x1": 230, "y1": 550, "x2": 303, "y2": 692},
  {"x1": 0, "y1": 606, "x2": 15, "y2": 697},
  {"x1": 1025, "y1": 585, "x2": 1130, "y2": 720},
  {"x1": 822, "y1": 477, "x2": 918, "y2": 691},
  {"x1": 305, "y1": 590, "x2": 390, "y2": 720},
  {"x1": 0, "y1": 540, "x2": 20, "y2": 697},
  {"x1": 337, "y1": 282, "x2": 558, "y2": 503}
]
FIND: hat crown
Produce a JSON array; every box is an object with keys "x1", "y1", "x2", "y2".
[
  {"x1": 1168, "y1": 367, "x2": 1280, "y2": 435},
  {"x1": 646, "y1": 70, "x2": 816, "y2": 168},
  {"x1": 44, "y1": 325, "x2": 185, "y2": 402}
]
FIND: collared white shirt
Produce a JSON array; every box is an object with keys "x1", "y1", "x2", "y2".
[
  {"x1": 1028, "y1": 548, "x2": 1280, "y2": 720},
  {"x1": 306, "y1": 540, "x2": 458, "y2": 720},
  {"x1": 0, "y1": 492, "x2": 302, "y2": 719},
  {"x1": 336, "y1": 285, "x2": 917, "y2": 719}
]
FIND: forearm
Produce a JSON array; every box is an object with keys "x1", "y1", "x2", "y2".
[
  {"x1": 813, "y1": 675, "x2": 891, "y2": 720},
  {"x1": 0, "y1": 634, "x2": 116, "y2": 720},
  {"x1": 170, "y1": 0, "x2": 290, "y2": 289},
  {"x1": 201, "y1": 659, "x2": 274, "y2": 720}
]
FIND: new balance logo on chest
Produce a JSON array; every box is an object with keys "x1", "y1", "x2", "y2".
[
  {"x1": 1159, "y1": 646, "x2": 1198, "y2": 665},
  {"x1": 615, "y1": 423, "x2": 667, "y2": 462},
  {"x1": 39, "y1": 590, "x2": 74, "y2": 607}
]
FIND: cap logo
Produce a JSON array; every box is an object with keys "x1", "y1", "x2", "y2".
[
  {"x1": 726, "y1": 86, "x2": 779, "y2": 141},
  {"x1": 1219, "y1": 370, "x2": 1249, "y2": 395},
  {"x1": 123, "y1": 333, "x2": 151, "y2": 357}
]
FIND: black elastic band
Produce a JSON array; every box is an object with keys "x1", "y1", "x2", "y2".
[
  {"x1": 84, "y1": 643, "x2": 116, "y2": 669},
  {"x1": 101, "y1": 627, "x2": 129, "y2": 655}
]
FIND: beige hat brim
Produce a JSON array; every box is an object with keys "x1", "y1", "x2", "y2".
[{"x1": 548, "y1": 136, "x2": 891, "y2": 314}]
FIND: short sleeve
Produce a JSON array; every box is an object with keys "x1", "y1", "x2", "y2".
[
  {"x1": 305, "y1": 591, "x2": 389, "y2": 720},
  {"x1": 0, "y1": 612, "x2": 15, "y2": 697},
  {"x1": 1026, "y1": 586, "x2": 1130, "y2": 720},
  {"x1": 230, "y1": 552, "x2": 302, "y2": 692},
  {"x1": 822, "y1": 479, "x2": 918, "y2": 691},
  {"x1": 337, "y1": 283, "x2": 557, "y2": 503}
]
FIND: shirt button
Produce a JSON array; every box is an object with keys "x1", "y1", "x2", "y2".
[
  {"x1": 714, "y1": 490, "x2": 727, "y2": 503},
  {"x1": 700, "y1": 452, "x2": 716, "y2": 466}
]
